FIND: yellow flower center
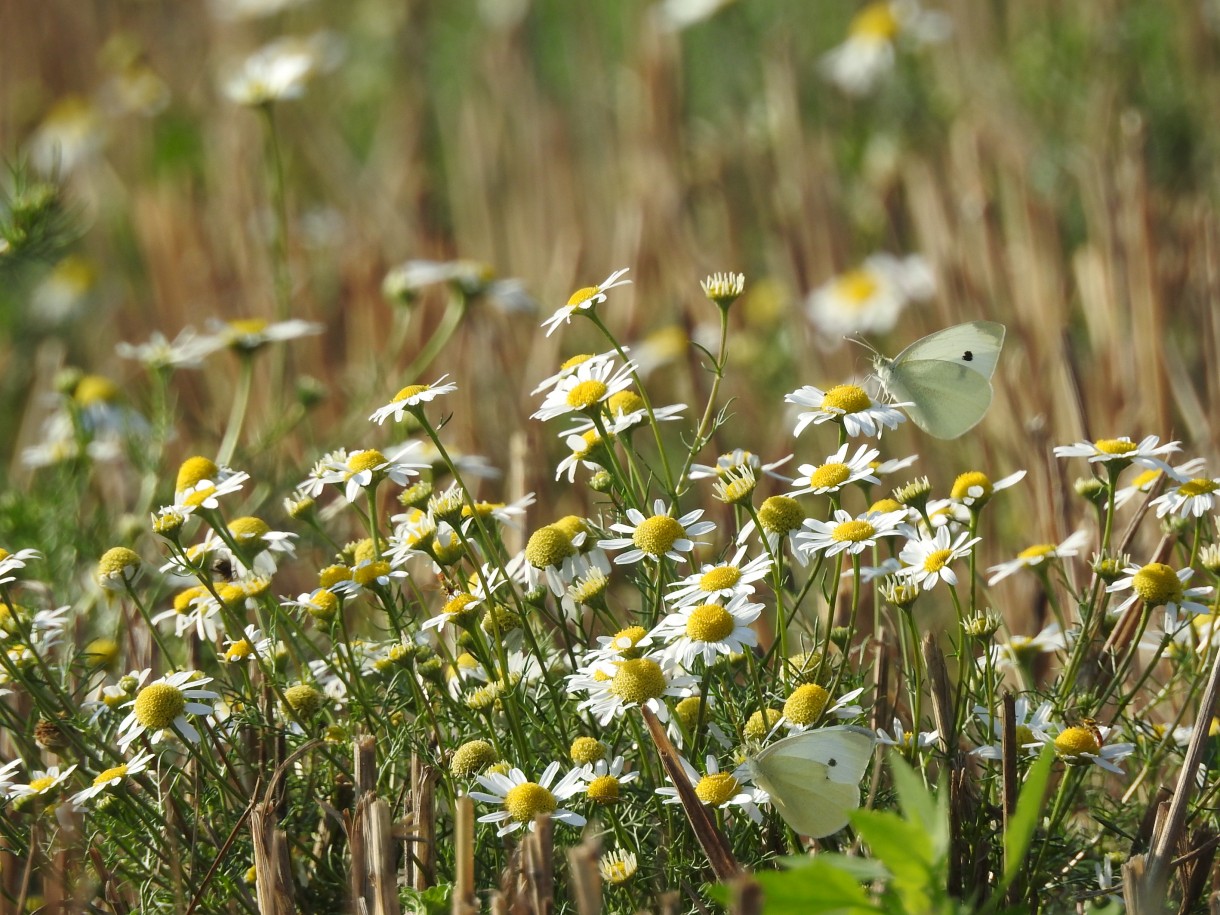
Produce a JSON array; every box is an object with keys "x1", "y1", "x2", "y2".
[
  {"x1": 674, "y1": 696, "x2": 704, "y2": 730},
  {"x1": 392, "y1": 384, "x2": 428, "y2": 403},
  {"x1": 699, "y1": 566, "x2": 741, "y2": 592},
  {"x1": 610, "y1": 626, "x2": 648, "y2": 656},
  {"x1": 176, "y1": 456, "x2": 219, "y2": 494},
  {"x1": 73, "y1": 375, "x2": 120, "y2": 406},
  {"x1": 951, "y1": 471, "x2": 992, "y2": 501},
  {"x1": 923, "y1": 549, "x2": 954, "y2": 573},
  {"x1": 28, "y1": 776, "x2": 56, "y2": 793},
  {"x1": 820, "y1": 384, "x2": 871, "y2": 414},
  {"x1": 1054, "y1": 726, "x2": 1100, "y2": 758},
  {"x1": 1014, "y1": 724, "x2": 1035, "y2": 746},
  {"x1": 758, "y1": 496, "x2": 805, "y2": 536},
  {"x1": 744, "y1": 708, "x2": 783, "y2": 740},
  {"x1": 504, "y1": 782, "x2": 557, "y2": 822},
  {"x1": 850, "y1": 2, "x2": 900, "y2": 39},
  {"x1": 783, "y1": 684, "x2": 829, "y2": 726},
  {"x1": 97, "y1": 547, "x2": 141, "y2": 578},
  {"x1": 94, "y1": 764, "x2": 128, "y2": 786},
  {"x1": 1017, "y1": 544, "x2": 1055, "y2": 561},
  {"x1": 606, "y1": 391, "x2": 643, "y2": 416},
  {"x1": 1179, "y1": 478, "x2": 1219, "y2": 497},
  {"x1": 685, "y1": 604, "x2": 736, "y2": 643},
  {"x1": 834, "y1": 269, "x2": 880, "y2": 306},
  {"x1": 525, "y1": 526, "x2": 576, "y2": 569},
  {"x1": 567, "y1": 285, "x2": 599, "y2": 307},
  {"x1": 283, "y1": 683, "x2": 324, "y2": 717},
  {"x1": 228, "y1": 516, "x2": 270, "y2": 547},
  {"x1": 182, "y1": 485, "x2": 218, "y2": 508},
  {"x1": 570, "y1": 737, "x2": 605, "y2": 765},
  {"x1": 586, "y1": 774, "x2": 621, "y2": 804},
  {"x1": 808, "y1": 463, "x2": 851, "y2": 490},
  {"x1": 694, "y1": 772, "x2": 740, "y2": 806},
  {"x1": 552, "y1": 515, "x2": 588, "y2": 540},
  {"x1": 632, "y1": 515, "x2": 685, "y2": 557},
  {"x1": 1132, "y1": 563, "x2": 1183, "y2": 606},
  {"x1": 228, "y1": 318, "x2": 268, "y2": 336},
  {"x1": 1128, "y1": 468, "x2": 1160, "y2": 489},
  {"x1": 567, "y1": 379, "x2": 609, "y2": 410},
  {"x1": 225, "y1": 639, "x2": 253, "y2": 661},
  {"x1": 348, "y1": 449, "x2": 386, "y2": 475},
  {"x1": 318, "y1": 565, "x2": 351, "y2": 589},
  {"x1": 870, "y1": 498, "x2": 902, "y2": 513},
  {"x1": 443, "y1": 592, "x2": 479, "y2": 622},
  {"x1": 307, "y1": 589, "x2": 339, "y2": 621},
  {"x1": 833, "y1": 520, "x2": 876, "y2": 542},
  {"x1": 450, "y1": 740, "x2": 496, "y2": 778},
  {"x1": 609, "y1": 659, "x2": 666, "y2": 704},
  {"x1": 560, "y1": 353, "x2": 593, "y2": 371},
  {"x1": 353, "y1": 561, "x2": 391, "y2": 586},
  {"x1": 133, "y1": 682, "x2": 186, "y2": 729},
  {"x1": 1095, "y1": 439, "x2": 1137, "y2": 456}
]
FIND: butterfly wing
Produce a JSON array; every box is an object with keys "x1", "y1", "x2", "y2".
[
  {"x1": 892, "y1": 321, "x2": 1005, "y2": 380},
  {"x1": 747, "y1": 726, "x2": 876, "y2": 838}
]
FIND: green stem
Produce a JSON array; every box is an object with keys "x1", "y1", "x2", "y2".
[{"x1": 216, "y1": 355, "x2": 255, "y2": 466}]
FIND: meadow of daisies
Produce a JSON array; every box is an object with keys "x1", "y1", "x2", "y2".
[{"x1": 3, "y1": 1, "x2": 1220, "y2": 913}]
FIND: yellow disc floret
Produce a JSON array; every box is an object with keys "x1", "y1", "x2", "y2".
[
  {"x1": 632, "y1": 515, "x2": 684, "y2": 557},
  {"x1": 1131, "y1": 563, "x2": 1182, "y2": 606},
  {"x1": 608, "y1": 659, "x2": 666, "y2": 705},
  {"x1": 821, "y1": 384, "x2": 871, "y2": 415},
  {"x1": 685, "y1": 604, "x2": 736, "y2": 643},
  {"x1": 783, "y1": 684, "x2": 829, "y2": 726},
  {"x1": 133, "y1": 683, "x2": 185, "y2": 730},
  {"x1": 503, "y1": 781, "x2": 557, "y2": 822},
  {"x1": 694, "y1": 771, "x2": 740, "y2": 806},
  {"x1": 1054, "y1": 726, "x2": 1101, "y2": 759}
]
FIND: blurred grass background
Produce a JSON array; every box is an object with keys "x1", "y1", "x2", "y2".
[{"x1": 2, "y1": 0, "x2": 1220, "y2": 571}]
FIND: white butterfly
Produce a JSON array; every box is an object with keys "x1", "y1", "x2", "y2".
[
  {"x1": 745, "y1": 725, "x2": 876, "y2": 838},
  {"x1": 871, "y1": 321, "x2": 1006, "y2": 440}
]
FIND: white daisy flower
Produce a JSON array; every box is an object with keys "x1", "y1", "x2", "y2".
[
  {"x1": 736, "y1": 495, "x2": 809, "y2": 566},
  {"x1": 819, "y1": 1, "x2": 949, "y2": 96},
  {"x1": 987, "y1": 530, "x2": 1091, "y2": 584},
  {"x1": 220, "y1": 625, "x2": 275, "y2": 663},
  {"x1": 666, "y1": 546, "x2": 772, "y2": 607},
  {"x1": 1152, "y1": 471, "x2": 1220, "y2": 519},
  {"x1": 983, "y1": 623, "x2": 1070, "y2": 672},
  {"x1": 805, "y1": 254, "x2": 935, "y2": 338},
  {"x1": 950, "y1": 469, "x2": 1026, "y2": 508},
  {"x1": 972, "y1": 698, "x2": 1055, "y2": 760},
  {"x1": 369, "y1": 375, "x2": 459, "y2": 424},
  {"x1": 570, "y1": 653, "x2": 696, "y2": 725},
  {"x1": 0, "y1": 548, "x2": 41, "y2": 586},
  {"x1": 598, "y1": 498, "x2": 716, "y2": 565},
  {"x1": 787, "y1": 383, "x2": 906, "y2": 439},
  {"x1": 1052, "y1": 435, "x2": 1179, "y2": 471},
  {"x1": 207, "y1": 316, "x2": 324, "y2": 351},
  {"x1": 541, "y1": 268, "x2": 632, "y2": 337},
  {"x1": 174, "y1": 470, "x2": 251, "y2": 515},
  {"x1": 897, "y1": 526, "x2": 981, "y2": 591},
  {"x1": 795, "y1": 508, "x2": 909, "y2": 559},
  {"x1": 70, "y1": 750, "x2": 156, "y2": 808},
  {"x1": 649, "y1": 593, "x2": 762, "y2": 667},
  {"x1": 787, "y1": 443, "x2": 881, "y2": 497},
  {"x1": 655, "y1": 754, "x2": 765, "y2": 825},
  {"x1": 116, "y1": 329, "x2": 221, "y2": 371},
  {"x1": 554, "y1": 429, "x2": 607, "y2": 483},
  {"x1": 116, "y1": 671, "x2": 220, "y2": 751},
  {"x1": 220, "y1": 32, "x2": 343, "y2": 106},
  {"x1": 532, "y1": 357, "x2": 638, "y2": 423},
  {"x1": 687, "y1": 448, "x2": 792, "y2": 483},
  {"x1": 469, "y1": 762, "x2": 587, "y2": 836},
  {"x1": 1106, "y1": 563, "x2": 1213, "y2": 629},
  {"x1": 781, "y1": 686, "x2": 866, "y2": 732},
  {"x1": 1052, "y1": 722, "x2": 1134, "y2": 775},
  {"x1": 530, "y1": 349, "x2": 625, "y2": 396},
  {"x1": 1112, "y1": 457, "x2": 1207, "y2": 509},
  {"x1": 315, "y1": 444, "x2": 429, "y2": 503},
  {"x1": 564, "y1": 398, "x2": 687, "y2": 437},
  {"x1": 876, "y1": 717, "x2": 939, "y2": 752},
  {"x1": 0, "y1": 758, "x2": 21, "y2": 794},
  {"x1": 5, "y1": 764, "x2": 78, "y2": 802},
  {"x1": 578, "y1": 755, "x2": 641, "y2": 801}
]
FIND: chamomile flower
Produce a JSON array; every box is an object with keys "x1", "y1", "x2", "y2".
[
  {"x1": 174, "y1": 471, "x2": 251, "y2": 515},
  {"x1": 369, "y1": 376, "x2": 458, "y2": 424},
  {"x1": 795, "y1": 508, "x2": 908, "y2": 559},
  {"x1": 736, "y1": 495, "x2": 809, "y2": 565},
  {"x1": 530, "y1": 349, "x2": 624, "y2": 395},
  {"x1": 876, "y1": 718, "x2": 939, "y2": 753},
  {"x1": 469, "y1": 762, "x2": 587, "y2": 836},
  {"x1": 780, "y1": 684, "x2": 866, "y2": 731},
  {"x1": 70, "y1": 750, "x2": 155, "y2": 807},
  {"x1": 554, "y1": 429, "x2": 608, "y2": 483},
  {"x1": 116, "y1": 328, "x2": 221, "y2": 370},
  {"x1": 972, "y1": 698, "x2": 1054, "y2": 760},
  {"x1": 598, "y1": 499, "x2": 716, "y2": 565},
  {"x1": 949, "y1": 470, "x2": 1026, "y2": 508},
  {"x1": 208, "y1": 317, "x2": 324, "y2": 352},
  {"x1": 687, "y1": 448, "x2": 792, "y2": 482},
  {"x1": 565, "y1": 394, "x2": 687, "y2": 437},
  {"x1": 220, "y1": 625, "x2": 274, "y2": 663},
  {"x1": 1152, "y1": 471, "x2": 1220, "y2": 519},
  {"x1": 819, "y1": 0, "x2": 949, "y2": 97},
  {"x1": 897, "y1": 527, "x2": 981, "y2": 591},
  {"x1": 805, "y1": 254, "x2": 934, "y2": 338},
  {"x1": 1106, "y1": 563, "x2": 1213, "y2": 628},
  {"x1": 655, "y1": 754, "x2": 765, "y2": 824},
  {"x1": 532, "y1": 357, "x2": 638, "y2": 423},
  {"x1": 1053, "y1": 435, "x2": 1179, "y2": 472},
  {"x1": 571, "y1": 653, "x2": 695, "y2": 725},
  {"x1": 1112, "y1": 457, "x2": 1206, "y2": 509},
  {"x1": 316, "y1": 445, "x2": 428, "y2": 503},
  {"x1": 788, "y1": 444, "x2": 881, "y2": 497},
  {"x1": 541, "y1": 268, "x2": 632, "y2": 336},
  {"x1": 599, "y1": 848, "x2": 639, "y2": 885},
  {"x1": 983, "y1": 623, "x2": 1070, "y2": 672},
  {"x1": 666, "y1": 546, "x2": 771, "y2": 607},
  {"x1": 6, "y1": 764, "x2": 77, "y2": 803},
  {"x1": 0, "y1": 758, "x2": 21, "y2": 793},
  {"x1": 1053, "y1": 722, "x2": 1134, "y2": 774},
  {"x1": 221, "y1": 32, "x2": 343, "y2": 106},
  {"x1": 649, "y1": 593, "x2": 762, "y2": 667},
  {"x1": 578, "y1": 756, "x2": 640, "y2": 805},
  {"x1": 787, "y1": 383, "x2": 906, "y2": 439},
  {"x1": 987, "y1": 530, "x2": 1091, "y2": 584},
  {"x1": 116, "y1": 671, "x2": 220, "y2": 751},
  {"x1": 0, "y1": 548, "x2": 41, "y2": 585}
]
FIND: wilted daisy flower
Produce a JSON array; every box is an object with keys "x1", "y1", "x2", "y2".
[
  {"x1": 787, "y1": 383, "x2": 906, "y2": 439},
  {"x1": 1053, "y1": 722, "x2": 1135, "y2": 774},
  {"x1": 897, "y1": 526, "x2": 981, "y2": 591},
  {"x1": 1106, "y1": 563, "x2": 1213, "y2": 628},
  {"x1": 70, "y1": 750, "x2": 155, "y2": 808},
  {"x1": 541, "y1": 268, "x2": 632, "y2": 336},
  {"x1": 788, "y1": 443, "x2": 881, "y2": 497},
  {"x1": 579, "y1": 755, "x2": 640, "y2": 805},
  {"x1": 116, "y1": 671, "x2": 220, "y2": 751},
  {"x1": 687, "y1": 448, "x2": 792, "y2": 483},
  {"x1": 469, "y1": 762, "x2": 587, "y2": 836},
  {"x1": 598, "y1": 499, "x2": 716, "y2": 565},
  {"x1": 819, "y1": 0, "x2": 949, "y2": 97},
  {"x1": 987, "y1": 530, "x2": 1090, "y2": 584},
  {"x1": 1151, "y1": 470, "x2": 1220, "y2": 519},
  {"x1": 949, "y1": 470, "x2": 1026, "y2": 509},
  {"x1": 655, "y1": 754, "x2": 765, "y2": 823},
  {"x1": 795, "y1": 508, "x2": 908, "y2": 559},
  {"x1": 983, "y1": 623, "x2": 1070, "y2": 672},
  {"x1": 6, "y1": 764, "x2": 78, "y2": 803},
  {"x1": 700, "y1": 271, "x2": 745, "y2": 308},
  {"x1": 972, "y1": 698, "x2": 1054, "y2": 760},
  {"x1": 649, "y1": 593, "x2": 762, "y2": 667},
  {"x1": 368, "y1": 376, "x2": 459, "y2": 424},
  {"x1": 876, "y1": 718, "x2": 939, "y2": 752},
  {"x1": 1052, "y1": 435, "x2": 1179, "y2": 472},
  {"x1": 221, "y1": 32, "x2": 344, "y2": 106},
  {"x1": 805, "y1": 254, "x2": 934, "y2": 338},
  {"x1": 207, "y1": 317, "x2": 324, "y2": 353},
  {"x1": 666, "y1": 546, "x2": 771, "y2": 607},
  {"x1": 532, "y1": 357, "x2": 638, "y2": 423},
  {"x1": 571, "y1": 653, "x2": 695, "y2": 725},
  {"x1": 599, "y1": 848, "x2": 639, "y2": 885}
]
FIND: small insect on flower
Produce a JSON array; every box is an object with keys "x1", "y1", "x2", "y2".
[{"x1": 1052, "y1": 721, "x2": 1135, "y2": 774}]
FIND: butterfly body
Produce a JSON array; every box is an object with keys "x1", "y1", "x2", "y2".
[
  {"x1": 871, "y1": 321, "x2": 1006, "y2": 439},
  {"x1": 745, "y1": 725, "x2": 876, "y2": 838}
]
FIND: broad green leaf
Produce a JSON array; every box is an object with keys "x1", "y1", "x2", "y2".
[
  {"x1": 751, "y1": 859, "x2": 883, "y2": 914},
  {"x1": 852, "y1": 808, "x2": 935, "y2": 912},
  {"x1": 888, "y1": 752, "x2": 949, "y2": 860}
]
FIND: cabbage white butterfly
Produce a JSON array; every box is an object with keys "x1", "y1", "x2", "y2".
[
  {"x1": 871, "y1": 321, "x2": 1006, "y2": 439},
  {"x1": 746, "y1": 725, "x2": 876, "y2": 838}
]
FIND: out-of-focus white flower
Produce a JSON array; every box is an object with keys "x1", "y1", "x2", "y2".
[{"x1": 221, "y1": 32, "x2": 345, "y2": 106}]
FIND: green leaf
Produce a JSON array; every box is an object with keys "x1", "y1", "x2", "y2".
[
  {"x1": 889, "y1": 751, "x2": 949, "y2": 858},
  {"x1": 777, "y1": 853, "x2": 890, "y2": 882},
  {"x1": 750, "y1": 859, "x2": 883, "y2": 914},
  {"x1": 401, "y1": 883, "x2": 452, "y2": 915},
  {"x1": 852, "y1": 809, "x2": 935, "y2": 912},
  {"x1": 1001, "y1": 746, "x2": 1054, "y2": 888}
]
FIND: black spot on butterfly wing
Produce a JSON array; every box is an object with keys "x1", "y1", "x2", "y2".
[
  {"x1": 962, "y1": 351, "x2": 974, "y2": 362},
  {"x1": 828, "y1": 758, "x2": 837, "y2": 767}
]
